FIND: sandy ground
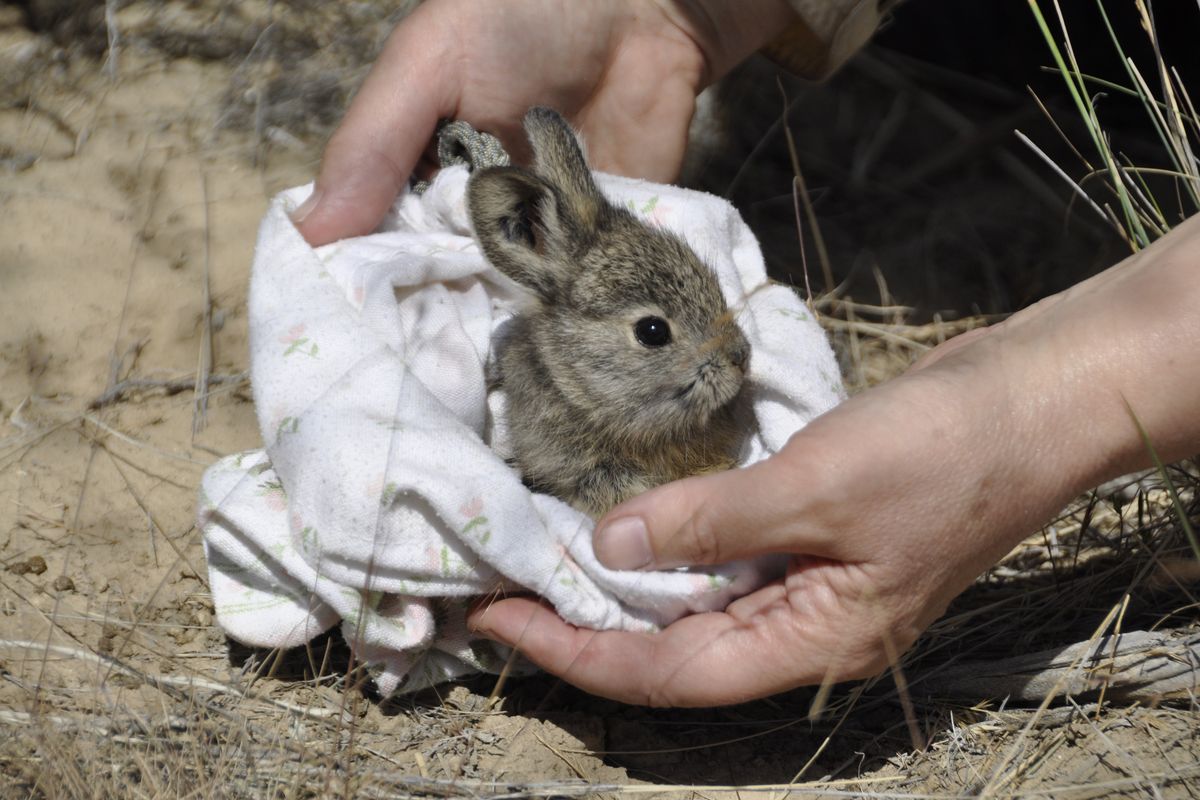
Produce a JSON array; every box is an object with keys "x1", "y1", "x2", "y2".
[{"x1": 1, "y1": 3, "x2": 1198, "y2": 797}]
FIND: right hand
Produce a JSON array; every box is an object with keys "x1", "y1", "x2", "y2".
[
  {"x1": 468, "y1": 215, "x2": 1200, "y2": 706},
  {"x1": 293, "y1": 0, "x2": 797, "y2": 246}
]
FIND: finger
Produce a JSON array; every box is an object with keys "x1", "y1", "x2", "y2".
[
  {"x1": 591, "y1": 450, "x2": 846, "y2": 571},
  {"x1": 467, "y1": 590, "x2": 879, "y2": 707},
  {"x1": 294, "y1": 7, "x2": 455, "y2": 246}
]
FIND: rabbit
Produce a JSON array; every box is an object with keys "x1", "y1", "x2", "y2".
[{"x1": 467, "y1": 107, "x2": 751, "y2": 519}]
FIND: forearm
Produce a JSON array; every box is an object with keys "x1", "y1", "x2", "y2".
[
  {"x1": 991, "y1": 217, "x2": 1200, "y2": 499},
  {"x1": 787, "y1": 220, "x2": 1200, "y2": 592}
]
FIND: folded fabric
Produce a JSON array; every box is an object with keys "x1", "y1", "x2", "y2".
[{"x1": 197, "y1": 167, "x2": 846, "y2": 695}]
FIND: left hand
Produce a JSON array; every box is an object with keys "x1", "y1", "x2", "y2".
[{"x1": 292, "y1": 0, "x2": 796, "y2": 246}]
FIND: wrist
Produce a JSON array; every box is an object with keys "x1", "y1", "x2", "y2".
[{"x1": 657, "y1": 0, "x2": 798, "y2": 83}]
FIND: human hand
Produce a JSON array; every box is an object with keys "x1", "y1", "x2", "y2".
[
  {"x1": 293, "y1": 0, "x2": 796, "y2": 245},
  {"x1": 469, "y1": 333, "x2": 1066, "y2": 705},
  {"x1": 468, "y1": 216, "x2": 1200, "y2": 706}
]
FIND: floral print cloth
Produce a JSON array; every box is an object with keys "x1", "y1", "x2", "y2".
[{"x1": 197, "y1": 167, "x2": 845, "y2": 694}]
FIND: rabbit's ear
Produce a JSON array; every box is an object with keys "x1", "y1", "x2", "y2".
[
  {"x1": 468, "y1": 109, "x2": 602, "y2": 300},
  {"x1": 468, "y1": 167, "x2": 574, "y2": 300},
  {"x1": 524, "y1": 107, "x2": 603, "y2": 231}
]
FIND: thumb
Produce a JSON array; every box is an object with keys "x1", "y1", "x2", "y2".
[
  {"x1": 592, "y1": 449, "x2": 843, "y2": 571},
  {"x1": 293, "y1": 9, "x2": 454, "y2": 246}
]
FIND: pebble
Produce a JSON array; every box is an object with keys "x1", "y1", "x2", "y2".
[{"x1": 6, "y1": 555, "x2": 47, "y2": 575}]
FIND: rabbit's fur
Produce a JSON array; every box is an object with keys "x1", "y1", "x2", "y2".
[{"x1": 468, "y1": 108, "x2": 750, "y2": 518}]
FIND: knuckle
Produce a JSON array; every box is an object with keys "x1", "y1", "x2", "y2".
[{"x1": 676, "y1": 505, "x2": 724, "y2": 565}]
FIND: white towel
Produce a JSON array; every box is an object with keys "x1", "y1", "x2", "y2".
[{"x1": 197, "y1": 167, "x2": 845, "y2": 695}]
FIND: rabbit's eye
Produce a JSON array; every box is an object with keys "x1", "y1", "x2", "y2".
[{"x1": 634, "y1": 316, "x2": 672, "y2": 348}]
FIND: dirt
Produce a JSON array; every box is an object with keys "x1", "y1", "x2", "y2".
[{"x1": 1, "y1": 3, "x2": 1197, "y2": 798}]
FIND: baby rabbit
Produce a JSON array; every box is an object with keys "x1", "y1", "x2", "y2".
[{"x1": 468, "y1": 108, "x2": 751, "y2": 518}]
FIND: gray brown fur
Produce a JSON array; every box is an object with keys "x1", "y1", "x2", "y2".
[{"x1": 468, "y1": 108, "x2": 750, "y2": 518}]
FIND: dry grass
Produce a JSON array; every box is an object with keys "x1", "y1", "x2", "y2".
[
  {"x1": 6, "y1": 300, "x2": 1196, "y2": 798},
  {"x1": 1, "y1": 1, "x2": 1197, "y2": 798}
]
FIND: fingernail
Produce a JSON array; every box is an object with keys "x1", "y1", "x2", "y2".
[
  {"x1": 290, "y1": 189, "x2": 323, "y2": 224},
  {"x1": 465, "y1": 612, "x2": 489, "y2": 636},
  {"x1": 594, "y1": 516, "x2": 652, "y2": 570}
]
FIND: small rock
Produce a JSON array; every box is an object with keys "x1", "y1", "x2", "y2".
[
  {"x1": 7, "y1": 555, "x2": 47, "y2": 575},
  {"x1": 52, "y1": 575, "x2": 75, "y2": 592},
  {"x1": 108, "y1": 673, "x2": 142, "y2": 690},
  {"x1": 98, "y1": 623, "x2": 119, "y2": 654}
]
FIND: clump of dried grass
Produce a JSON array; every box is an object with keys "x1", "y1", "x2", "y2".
[{"x1": 817, "y1": 293, "x2": 988, "y2": 392}]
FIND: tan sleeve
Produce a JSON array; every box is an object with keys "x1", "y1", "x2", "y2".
[{"x1": 762, "y1": 0, "x2": 897, "y2": 79}]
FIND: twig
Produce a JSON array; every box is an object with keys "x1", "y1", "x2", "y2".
[
  {"x1": 777, "y1": 79, "x2": 835, "y2": 296},
  {"x1": 0, "y1": 709, "x2": 187, "y2": 735},
  {"x1": 813, "y1": 296, "x2": 915, "y2": 318},
  {"x1": 89, "y1": 372, "x2": 247, "y2": 409},
  {"x1": 193, "y1": 169, "x2": 215, "y2": 436},
  {"x1": 81, "y1": 413, "x2": 212, "y2": 466},
  {"x1": 883, "y1": 632, "x2": 927, "y2": 752},
  {"x1": 820, "y1": 318, "x2": 933, "y2": 352}
]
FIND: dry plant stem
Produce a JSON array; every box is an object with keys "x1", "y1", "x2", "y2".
[
  {"x1": 89, "y1": 372, "x2": 249, "y2": 409},
  {"x1": 778, "y1": 80, "x2": 834, "y2": 296},
  {"x1": 193, "y1": 167, "x2": 215, "y2": 436},
  {"x1": 881, "y1": 633, "x2": 926, "y2": 752},
  {"x1": 976, "y1": 604, "x2": 1125, "y2": 797}
]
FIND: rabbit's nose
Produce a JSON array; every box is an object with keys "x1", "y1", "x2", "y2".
[{"x1": 729, "y1": 341, "x2": 749, "y2": 371}]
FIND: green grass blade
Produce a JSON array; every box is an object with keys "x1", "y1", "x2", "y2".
[
  {"x1": 1094, "y1": 1, "x2": 1200, "y2": 216},
  {"x1": 1118, "y1": 153, "x2": 1169, "y2": 234},
  {"x1": 1029, "y1": 0, "x2": 1148, "y2": 246},
  {"x1": 1126, "y1": 57, "x2": 1200, "y2": 211}
]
